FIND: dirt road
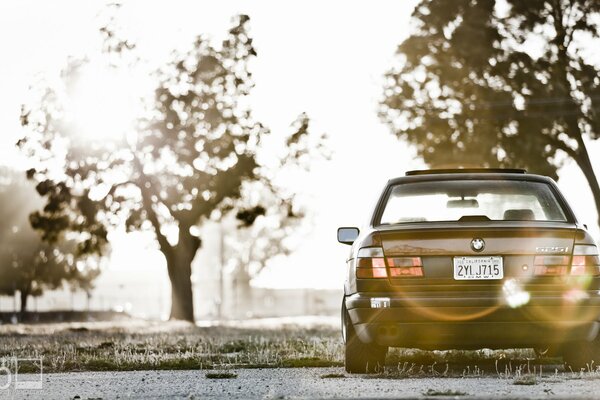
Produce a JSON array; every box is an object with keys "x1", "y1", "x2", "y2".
[{"x1": 2, "y1": 367, "x2": 599, "y2": 399}]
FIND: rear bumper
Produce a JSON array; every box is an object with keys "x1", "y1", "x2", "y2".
[{"x1": 345, "y1": 293, "x2": 600, "y2": 349}]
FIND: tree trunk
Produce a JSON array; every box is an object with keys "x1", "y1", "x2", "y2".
[
  {"x1": 235, "y1": 271, "x2": 253, "y2": 320},
  {"x1": 135, "y1": 159, "x2": 199, "y2": 322},
  {"x1": 20, "y1": 288, "x2": 30, "y2": 321},
  {"x1": 574, "y1": 140, "x2": 600, "y2": 230},
  {"x1": 165, "y1": 230, "x2": 201, "y2": 322},
  {"x1": 167, "y1": 254, "x2": 195, "y2": 322}
]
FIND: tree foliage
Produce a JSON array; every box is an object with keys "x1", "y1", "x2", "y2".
[
  {"x1": 226, "y1": 111, "x2": 330, "y2": 276},
  {"x1": 18, "y1": 15, "x2": 327, "y2": 321},
  {"x1": 0, "y1": 168, "x2": 98, "y2": 315},
  {"x1": 380, "y1": 0, "x2": 600, "y2": 225}
]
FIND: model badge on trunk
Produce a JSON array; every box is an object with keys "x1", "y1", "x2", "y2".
[
  {"x1": 471, "y1": 238, "x2": 485, "y2": 252},
  {"x1": 536, "y1": 246, "x2": 569, "y2": 253}
]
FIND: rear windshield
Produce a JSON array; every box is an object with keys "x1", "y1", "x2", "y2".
[{"x1": 378, "y1": 180, "x2": 568, "y2": 225}]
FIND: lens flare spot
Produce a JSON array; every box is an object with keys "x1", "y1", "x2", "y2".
[
  {"x1": 503, "y1": 278, "x2": 530, "y2": 308},
  {"x1": 563, "y1": 289, "x2": 589, "y2": 303}
]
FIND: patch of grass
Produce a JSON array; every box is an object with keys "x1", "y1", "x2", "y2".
[
  {"x1": 218, "y1": 340, "x2": 249, "y2": 353},
  {"x1": 320, "y1": 373, "x2": 346, "y2": 379},
  {"x1": 98, "y1": 341, "x2": 114, "y2": 349},
  {"x1": 513, "y1": 374, "x2": 537, "y2": 385},
  {"x1": 565, "y1": 365, "x2": 600, "y2": 381},
  {"x1": 367, "y1": 360, "x2": 453, "y2": 379},
  {"x1": 0, "y1": 322, "x2": 343, "y2": 373},
  {"x1": 386, "y1": 347, "x2": 556, "y2": 368},
  {"x1": 423, "y1": 388, "x2": 467, "y2": 396},
  {"x1": 367, "y1": 363, "x2": 424, "y2": 379},
  {"x1": 206, "y1": 371, "x2": 238, "y2": 379},
  {"x1": 281, "y1": 357, "x2": 343, "y2": 368},
  {"x1": 14, "y1": 359, "x2": 42, "y2": 374},
  {"x1": 85, "y1": 359, "x2": 119, "y2": 371},
  {"x1": 0, "y1": 320, "x2": 569, "y2": 376}
]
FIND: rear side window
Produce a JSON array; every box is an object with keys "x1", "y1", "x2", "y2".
[{"x1": 379, "y1": 180, "x2": 568, "y2": 225}]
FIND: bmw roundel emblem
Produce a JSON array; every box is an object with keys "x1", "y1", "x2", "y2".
[{"x1": 471, "y1": 238, "x2": 485, "y2": 252}]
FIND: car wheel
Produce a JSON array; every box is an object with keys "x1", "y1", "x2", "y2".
[
  {"x1": 342, "y1": 300, "x2": 387, "y2": 373},
  {"x1": 562, "y1": 336, "x2": 600, "y2": 371}
]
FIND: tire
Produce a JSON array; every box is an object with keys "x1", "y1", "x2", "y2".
[
  {"x1": 342, "y1": 300, "x2": 387, "y2": 373},
  {"x1": 562, "y1": 336, "x2": 600, "y2": 371}
]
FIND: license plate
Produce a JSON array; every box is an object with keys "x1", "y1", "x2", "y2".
[{"x1": 453, "y1": 256, "x2": 503, "y2": 280}]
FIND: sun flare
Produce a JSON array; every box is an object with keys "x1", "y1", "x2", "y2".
[{"x1": 66, "y1": 64, "x2": 140, "y2": 141}]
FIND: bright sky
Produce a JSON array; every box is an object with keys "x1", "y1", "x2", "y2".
[{"x1": 1, "y1": 0, "x2": 599, "y2": 291}]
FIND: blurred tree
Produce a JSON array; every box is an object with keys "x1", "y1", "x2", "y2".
[
  {"x1": 18, "y1": 15, "x2": 327, "y2": 321},
  {"x1": 210, "y1": 112, "x2": 328, "y2": 316},
  {"x1": 380, "y1": 0, "x2": 600, "y2": 227},
  {"x1": 227, "y1": 113, "x2": 328, "y2": 283},
  {"x1": 0, "y1": 168, "x2": 98, "y2": 317}
]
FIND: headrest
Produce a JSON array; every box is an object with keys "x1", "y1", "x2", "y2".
[{"x1": 503, "y1": 209, "x2": 535, "y2": 221}]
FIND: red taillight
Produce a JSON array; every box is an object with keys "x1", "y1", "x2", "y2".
[
  {"x1": 534, "y1": 265, "x2": 569, "y2": 276},
  {"x1": 356, "y1": 247, "x2": 387, "y2": 279},
  {"x1": 570, "y1": 245, "x2": 600, "y2": 276},
  {"x1": 388, "y1": 256, "x2": 423, "y2": 278},
  {"x1": 389, "y1": 267, "x2": 424, "y2": 277},
  {"x1": 533, "y1": 245, "x2": 600, "y2": 277},
  {"x1": 356, "y1": 248, "x2": 424, "y2": 279},
  {"x1": 534, "y1": 255, "x2": 569, "y2": 276},
  {"x1": 356, "y1": 257, "x2": 387, "y2": 278}
]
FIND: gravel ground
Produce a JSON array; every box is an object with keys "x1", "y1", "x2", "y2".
[{"x1": 2, "y1": 367, "x2": 600, "y2": 400}]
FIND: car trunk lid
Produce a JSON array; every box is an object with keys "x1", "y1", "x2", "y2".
[{"x1": 379, "y1": 221, "x2": 577, "y2": 291}]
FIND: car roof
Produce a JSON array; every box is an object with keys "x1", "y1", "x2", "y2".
[
  {"x1": 388, "y1": 169, "x2": 555, "y2": 185},
  {"x1": 405, "y1": 168, "x2": 526, "y2": 176}
]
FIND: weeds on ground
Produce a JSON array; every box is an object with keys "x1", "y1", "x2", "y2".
[
  {"x1": 565, "y1": 362, "x2": 600, "y2": 380},
  {"x1": 423, "y1": 388, "x2": 467, "y2": 396},
  {"x1": 368, "y1": 361, "x2": 450, "y2": 379},
  {"x1": 320, "y1": 373, "x2": 346, "y2": 379},
  {"x1": 367, "y1": 348, "x2": 549, "y2": 380},
  {"x1": 5, "y1": 321, "x2": 600, "y2": 381},
  {"x1": 0, "y1": 323, "x2": 343, "y2": 373},
  {"x1": 206, "y1": 372, "x2": 238, "y2": 379},
  {"x1": 513, "y1": 374, "x2": 537, "y2": 385},
  {"x1": 495, "y1": 358, "x2": 545, "y2": 380}
]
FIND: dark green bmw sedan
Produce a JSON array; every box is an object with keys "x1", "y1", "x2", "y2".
[{"x1": 338, "y1": 169, "x2": 600, "y2": 373}]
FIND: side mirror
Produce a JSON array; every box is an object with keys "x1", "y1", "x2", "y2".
[{"x1": 337, "y1": 227, "x2": 359, "y2": 245}]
